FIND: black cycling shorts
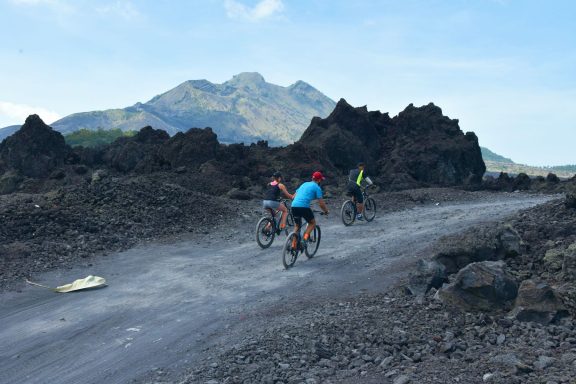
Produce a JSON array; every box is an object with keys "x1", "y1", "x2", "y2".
[
  {"x1": 347, "y1": 184, "x2": 364, "y2": 203},
  {"x1": 291, "y1": 207, "x2": 314, "y2": 227}
]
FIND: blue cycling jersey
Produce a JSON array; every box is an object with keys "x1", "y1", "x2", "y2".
[{"x1": 291, "y1": 181, "x2": 323, "y2": 208}]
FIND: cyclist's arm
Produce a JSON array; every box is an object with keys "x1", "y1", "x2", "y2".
[
  {"x1": 279, "y1": 183, "x2": 294, "y2": 199},
  {"x1": 318, "y1": 199, "x2": 329, "y2": 214}
]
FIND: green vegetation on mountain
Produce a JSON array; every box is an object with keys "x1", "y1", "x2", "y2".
[
  {"x1": 64, "y1": 129, "x2": 135, "y2": 148},
  {"x1": 482, "y1": 146, "x2": 575, "y2": 178},
  {"x1": 480, "y1": 147, "x2": 514, "y2": 164},
  {"x1": 51, "y1": 72, "x2": 336, "y2": 146}
]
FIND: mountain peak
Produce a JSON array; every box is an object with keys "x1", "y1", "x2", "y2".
[{"x1": 227, "y1": 72, "x2": 266, "y2": 85}]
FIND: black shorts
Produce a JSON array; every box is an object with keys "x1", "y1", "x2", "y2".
[
  {"x1": 347, "y1": 184, "x2": 364, "y2": 203},
  {"x1": 291, "y1": 207, "x2": 314, "y2": 227}
]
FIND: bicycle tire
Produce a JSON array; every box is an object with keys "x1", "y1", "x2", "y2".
[
  {"x1": 363, "y1": 197, "x2": 376, "y2": 222},
  {"x1": 282, "y1": 233, "x2": 299, "y2": 269},
  {"x1": 256, "y1": 217, "x2": 275, "y2": 249},
  {"x1": 341, "y1": 200, "x2": 356, "y2": 226},
  {"x1": 304, "y1": 225, "x2": 321, "y2": 258}
]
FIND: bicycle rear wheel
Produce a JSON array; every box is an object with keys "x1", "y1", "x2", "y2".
[
  {"x1": 282, "y1": 233, "x2": 299, "y2": 269},
  {"x1": 256, "y1": 217, "x2": 275, "y2": 249},
  {"x1": 363, "y1": 197, "x2": 376, "y2": 222},
  {"x1": 304, "y1": 225, "x2": 321, "y2": 258},
  {"x1": 341, "y1": 200, "x2": 355, "y2": 226}
]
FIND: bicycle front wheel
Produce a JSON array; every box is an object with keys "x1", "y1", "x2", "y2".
[
  {"x1": 363, "y1": 197, "x2": 376, "y2": 222},
  {"x1": 282, "y1": 233, "x2": 299, "y2": 269},
  {"x1": 341, "y1": 200, "x2": 355, "y2": 226},
  {"x1": 256, "y1": 217, "x2": 275, "y2": 249},
  {"x1": 304, "y1": 225, "x2": 321, "y2": 258}
]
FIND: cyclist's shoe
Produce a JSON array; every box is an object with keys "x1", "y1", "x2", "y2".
[
  {"x1": 291, "y1": 237, "x2": 298, "y2": 250},
  {"x1": 356, "y1": 214, "x2": 364, "y2": 221}
]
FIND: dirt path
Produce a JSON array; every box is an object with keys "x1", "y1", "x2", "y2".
[{"x1": 0, "y1": 193, "x2": 554, "y2": 384}]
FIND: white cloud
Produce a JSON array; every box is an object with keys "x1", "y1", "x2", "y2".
[
  {"x1": 224, "y1": 0, "x2": 284, "y2": 22},
  {"x1": 0, "y1": 101, "x2": 61, "y2": 126},
  {"x1": 10, "y1": 0, "x2": 57, "y2": 4},
  {"x1": 96, "y1": 1, "x2": 143, "y2": 22}
]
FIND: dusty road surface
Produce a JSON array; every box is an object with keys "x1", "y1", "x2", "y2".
[{"x1": 0, "y1": 193, "x2": 554, "y2": 384}]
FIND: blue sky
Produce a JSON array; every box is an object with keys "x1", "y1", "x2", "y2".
[{"x1": 0, "y1": 0, "x2": 574, "y2": 166}]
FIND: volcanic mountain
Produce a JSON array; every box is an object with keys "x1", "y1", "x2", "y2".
[{"x1": 49, "y1": 72, "x2": 335, "y2": 146}]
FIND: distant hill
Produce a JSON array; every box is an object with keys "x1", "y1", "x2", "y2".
[
  {"x1": 49, "y1": 72, "x2": 336, "y2": 146},
  {"x1": 0, "y1": 125, "x2": 21, "y2": 142},
  {"x1": 482, "y1": 146, "x2": 575, "y2": 178},
  {"x1": 480, "y1": 147, "x2": 514, "y2": 164}
]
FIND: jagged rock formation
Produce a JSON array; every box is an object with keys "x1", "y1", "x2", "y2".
[
  {"x1": 300, "y1": 99, "x2": 486, "y2": 189},
  {"x1": 0, "y1": 98, "x2": 491, "y2": 195},
  {"x1": 0, "y1": 115, "x2": 71, "y2": 178},
  {"x1": 49, "y1": 72, "x2": 336, "y2": 146}
]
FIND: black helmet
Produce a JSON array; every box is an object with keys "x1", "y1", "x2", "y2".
[
  {"x1": 272, "y1": 171, "x2": 282, "y2": 178},
  {"x1": 357, "y1": 162, "x2": 365, "y2": 168}
]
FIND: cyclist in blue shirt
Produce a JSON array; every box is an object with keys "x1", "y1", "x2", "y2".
[{"x1": 291, "y1": 171, "x2": 329, "y2": 244}]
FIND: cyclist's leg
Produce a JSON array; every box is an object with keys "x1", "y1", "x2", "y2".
[
  {"x1": 302, "y1": 208, "x2": 316, "y2": 240},
  {"x1": 262, "y1": 201, "x2": 274, "y2": 231},
  {"x1": 291, "y1": 208, "x2": 304, "y2": 248},
  {"x1": 354, "y1": 188, "x2": 364, "y2": 215},
  {"x1": 278, "y1": 203, "x2": 288, "y2": 229}
]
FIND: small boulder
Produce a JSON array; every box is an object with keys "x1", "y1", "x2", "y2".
[
  {"x1": 509, "y1": 280, "x2": 566, "y2": 324},
  {"x1": 437, "y1": 261, "x2": 518, "y2": 311},
  {"x1": 405, "y1": 259, "x2": 448, "y2": 296}
]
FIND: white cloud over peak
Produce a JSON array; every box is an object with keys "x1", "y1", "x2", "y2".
[
  {"x1": 0, "y1": 101, "x2": 61, "y2": 126},
  {"x1": 224, "y1": 0, "x2": 284, "y2": 22}
]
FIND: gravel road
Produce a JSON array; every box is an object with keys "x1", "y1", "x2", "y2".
[{"x1": 0, "y1": 193, "x2": 553, "y2": 384}]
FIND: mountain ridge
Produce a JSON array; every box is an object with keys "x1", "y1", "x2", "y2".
[{"x1": 48, "y1": 72, "x2": 336, "y2": 146}]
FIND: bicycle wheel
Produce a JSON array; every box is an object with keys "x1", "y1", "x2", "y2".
[
  {"x1": 305, "y1": 225, "x2": 321, "y2": 258},
  {"x1": 363, "y1": 197, "x2": 377, "y2": 222},
  {"x1": 341, "y1": 200, "x2": 356, "y2": 226},
  {"x1": 256, "y1": 217, "x2": 275, "y2": 249},
  {"x1": 282, "y1": 233, "x2": 299, "y2": 269}
]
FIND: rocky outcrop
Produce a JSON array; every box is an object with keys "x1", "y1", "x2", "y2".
[
  {"x1": 299, "y1": 99, "x2": 485, "y2": 189},
  {"x1": 432, "y1": 225, "x2": 524, "y2": 274},
  {"x1": 101, "y1": 126, "x2": 170, "y2": 173},
  {"x1": 0, "y1": 115, "x2": 72, "y2": 178}
]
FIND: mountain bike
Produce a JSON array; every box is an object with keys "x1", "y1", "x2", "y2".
[
  {"x1": 341, "y1": 186, "x2": 376, "y2": 226},
  {"x1": 255, "y1": 199, "x2": 294, "y2": 249},
  {"x1": 282, "y1": 211, "x2": 325, "y2": 269}
]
